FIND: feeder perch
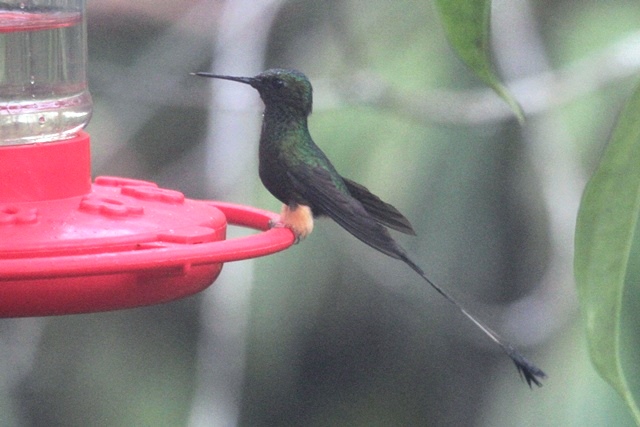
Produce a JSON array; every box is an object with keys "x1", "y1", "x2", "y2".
[{"x1": 0, "y1": 132, "x2": 295, "y2": 317}]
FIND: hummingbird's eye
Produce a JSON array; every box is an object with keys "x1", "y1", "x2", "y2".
[{"x1": 271, "y1": 78, "x2": 285, "y2": 89}]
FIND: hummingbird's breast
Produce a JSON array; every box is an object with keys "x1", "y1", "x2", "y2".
[
  {"x1": 258, "y1": 146, "x2": 292, "y2": 203},
  {"x1": 257, "y1": 118, "x2": 307, "y2": 207}
]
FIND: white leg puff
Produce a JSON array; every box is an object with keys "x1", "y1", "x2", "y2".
[{"x1": 273, "y1": 204, "x2": 314, "y2": 243}]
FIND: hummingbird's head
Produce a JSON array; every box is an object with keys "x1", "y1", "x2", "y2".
[
  {"x1": 250, "y1": 69, "x2": 313, "y2": 116},
  {"x1": 193, "y1": 68, "x2": 313, "y2": 117}
]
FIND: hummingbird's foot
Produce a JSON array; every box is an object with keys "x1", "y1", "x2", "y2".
[
  {"x1": 270, "y1": 204, "x2": 314, "y2": 244},
  {"x1": 268, "y1": 218, "x2": 280, "y2": 229},
  {"x1": 268, "y1": 220, "x2": 301, "y2": 244}
]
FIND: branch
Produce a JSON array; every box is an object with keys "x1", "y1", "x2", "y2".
[{"x1": 319, "y1": 31, "x2": 640, "y2": 125}]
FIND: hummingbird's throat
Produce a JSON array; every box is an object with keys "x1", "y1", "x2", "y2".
[{"x1": 277, "y1": 204, "x2": 314, "y2": 242}]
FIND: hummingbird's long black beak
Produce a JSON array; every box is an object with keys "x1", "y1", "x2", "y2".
[{"x1": 191, "y1": 72, "x2": 257, "y2": 87}]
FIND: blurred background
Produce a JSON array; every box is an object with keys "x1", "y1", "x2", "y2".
[{"x1": 3, "y1": 0, "x2": 640, "y2": 425}]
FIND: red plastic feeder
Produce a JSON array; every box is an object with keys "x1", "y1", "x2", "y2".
[{"x1": 0, "y1": 132, "x2": 295, "y2": 317}]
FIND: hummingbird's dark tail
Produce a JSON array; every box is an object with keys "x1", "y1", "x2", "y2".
[
  {"x1": 398, "y1": 253, "x2": 546, "y2": 387},
  {"x1": 325, "y1": 198, "x2": 546, "y2": 387}
]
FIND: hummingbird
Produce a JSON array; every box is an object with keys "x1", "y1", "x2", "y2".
[{"x1": 193, "y1": 68, "x2": 546, "y2": 387}]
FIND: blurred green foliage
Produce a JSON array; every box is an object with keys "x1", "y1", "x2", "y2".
[
  {"x1": 575, "y1": 80, "x2": 640, "y2": 423},
  {"x1": 435, "y1": 0, "x2": 524, "y2": 121}
]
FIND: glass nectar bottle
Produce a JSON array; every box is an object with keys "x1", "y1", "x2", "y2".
[{"x1": 0, "y1": 0, "x2": 92, "y2": 145}]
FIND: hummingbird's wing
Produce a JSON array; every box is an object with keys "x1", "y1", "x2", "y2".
[
  {"x1": 287, "y1": 165, "x2": 547, "y2": 387},
  {"x1": 342, "y1": 177, "x2": 416, "y2": 235},
  {"x1": 286, "y1": 166, "x2": 408, "y2": 261}
]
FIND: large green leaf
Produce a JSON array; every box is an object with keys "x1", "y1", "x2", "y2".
[
  {"x1": 575, "y1": 80, "x2": 640, "y2": 424},
  {"x1": 434, "y1": 0, "x2": 524, "y2": 122}
]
